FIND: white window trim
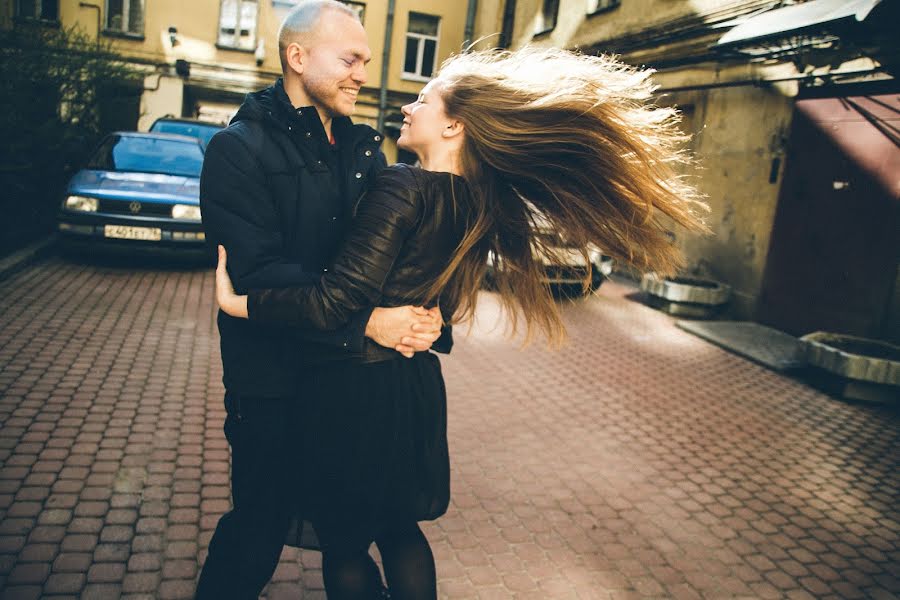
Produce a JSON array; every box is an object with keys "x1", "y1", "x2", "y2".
[
  {"x1": 401, "y1": 17, "x2": 440, "y2": 82},
  {"x1": 217, "y1": 0, "x2": 259, "y2": 51},
  {"x1": 535, "y1": 0, "x2": 559, "y2": 34},
  {"x1": 105, "y1": 0, "x2": 144, "y2": 34},
  {"x1": 587, "y1": 0, "x2": 620, "y2": 15}
]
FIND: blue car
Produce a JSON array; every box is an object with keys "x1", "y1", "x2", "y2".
[
  {"x1": 57, "y1": 132, "x2": 207, "y2": 252},
  {"x1": 149, "y1": 117, "x2": 224, "y2": 149}
]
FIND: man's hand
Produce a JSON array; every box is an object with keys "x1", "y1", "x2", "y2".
[
  {"x1": 366, "y1": 306, "x2": 442, "y2": 358},
  {"x1": 216, "y1": 246, "x2": 249, "y2": 319}
]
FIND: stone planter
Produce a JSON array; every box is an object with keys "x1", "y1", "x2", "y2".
[
  {"x1": 640, "y1": 273, "x2": 732, "y2": 318},
  {"x1": 800, "y1": 332, "x2": 900, "y2": 402}
]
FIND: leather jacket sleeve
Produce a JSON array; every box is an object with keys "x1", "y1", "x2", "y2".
[
  {"x1": 201, "y1": 128, "x2": 373, "y2": 350},
  {"x1": 246, "y1": 165, "x2": 422, "y2": 330}
]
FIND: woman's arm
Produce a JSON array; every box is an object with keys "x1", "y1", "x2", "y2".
[{"x1": 219, "y1": 166, "x2": 423, "y2": 331}]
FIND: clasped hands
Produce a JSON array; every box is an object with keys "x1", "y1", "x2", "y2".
[{"x1": 215, "y1": 245, "x2": 442, "y2": 358}]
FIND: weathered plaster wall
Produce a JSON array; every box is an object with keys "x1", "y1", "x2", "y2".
[
  {"x1": 471, "y1": 0, "x2": 802, "y2": 318},
  {"x1": 659, "y1": 72, "x2": 796, "y2": 317}
]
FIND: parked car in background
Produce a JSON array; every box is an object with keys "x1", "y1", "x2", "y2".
[
  {"x1": 485, "y1": 214, "x2": 614, "y2": 298},
  {"x1": 149, "y1": 117, "x2": 224, "y2": 149},
  {"x1": 57, "y1": 132, "x2": 207, "y2": 253}
]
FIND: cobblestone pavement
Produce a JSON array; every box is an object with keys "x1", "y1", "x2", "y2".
[{"x1": 1, "y1": 257, "x2": 898, "y2": 599}]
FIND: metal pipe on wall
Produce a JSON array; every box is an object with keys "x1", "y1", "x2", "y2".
[
  {"x1": 78, "y1": 2, "x2": 102, "y2": 46},
  {"x1": 464, "y1": 0, "x2": 478, "y2": 50},
  {"x1": 377, "y1": 0, "x2": 396, "y2": 132}
]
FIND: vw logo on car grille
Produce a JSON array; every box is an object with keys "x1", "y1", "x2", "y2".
[{"x1": 128, "y1": 201, "x2": 142, "y2": 214}]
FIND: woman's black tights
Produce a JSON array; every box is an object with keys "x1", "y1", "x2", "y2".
[{"x1": 321, "y1": 522, "x2": 437, "y2": 600}]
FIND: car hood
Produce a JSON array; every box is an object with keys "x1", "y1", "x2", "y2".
[{"x1": 67, "y1": 170, "x2": 200, "y2": 204}]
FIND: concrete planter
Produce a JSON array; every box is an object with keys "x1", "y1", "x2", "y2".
[
  {"x1": 800, "y1": 332, "x2": 900, "y2": 402},
  {"x1": 802, "y1": 332, "x2": 900, "y2": 382},
  {"x1": 640, "y1": 273, "x2": 732, "y2": 318}
]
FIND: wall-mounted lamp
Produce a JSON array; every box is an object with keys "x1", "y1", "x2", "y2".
[
  {"x1": 175, "y1": 59, "x2": 190, "y2": 78},
  {"x1": 168, "y1": 26, "x2": 179, "y2": 47}
]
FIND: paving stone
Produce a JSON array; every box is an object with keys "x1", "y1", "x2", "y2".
[
  {"x1": 43, "y1": 572, "x2": 86, "y2": 594},
  {"x1": 0, "y1": 264, "x2": 898, "y2": 598},
  {"x1": 86, "y1": 562, "x2": 126, "y2": 583},
  {"x1": 0, "y1": 585, "x2": 43, "y2": 600},
  {"x1": 52, "y1": 552, "x2": 93, "y2": 573},
  {"x1": 7, "y1": 560, "x2": 51, "y2": 588},
  {"x1": 80, "y1": 583, "x2": 124, "y2": 600}
]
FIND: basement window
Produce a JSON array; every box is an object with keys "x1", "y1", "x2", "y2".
[{"x1": 15, "y1": 0, "x2": 59, "y2": 22}]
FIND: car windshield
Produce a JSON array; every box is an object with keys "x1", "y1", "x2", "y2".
[
  {"x1": 87, "y1": 135, "x2": 204, "y2": 178},
  {"x1": 150, "y1": 121, "x2": 222, "y2": 147}
]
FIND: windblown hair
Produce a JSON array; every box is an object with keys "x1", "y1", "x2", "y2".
[
  {"x1": 277, "y1": 0, "x2": 359, "y2": 72},
  {"x1": 422, "y1": 47, "x2": 709, "y2": 344}
]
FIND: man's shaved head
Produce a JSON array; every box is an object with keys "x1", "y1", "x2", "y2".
[{"x1": 278, "y1": 0, "x2": 360, "y2": 72}]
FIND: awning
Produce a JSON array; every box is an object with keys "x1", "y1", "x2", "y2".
[{"x1": 717, "y1": 0, "x2": 882, "y2": 48}]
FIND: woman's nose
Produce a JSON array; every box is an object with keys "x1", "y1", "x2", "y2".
[{"x1": 400, "y1": 103, "x2": 412, "y2": 115}]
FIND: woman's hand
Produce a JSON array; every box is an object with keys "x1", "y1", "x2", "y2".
[{"x1": 216, "y1": 245, "x2": 249, "y2": 319}]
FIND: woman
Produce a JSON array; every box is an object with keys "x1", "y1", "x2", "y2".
[{"x1": 216, "y1": 47, "x2": 707, "y2": 599}]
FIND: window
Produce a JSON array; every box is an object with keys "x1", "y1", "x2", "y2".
[
  {"x1": 340, "y1": 1, "x2": 365, "y2": 23},
  {"x1": 403, "y1": 12, "x2": 440, "y2": 81},
  {"x1": 106, "y1": 0, "x2": 144, "y2": 35},
  {"x1": 15, "y1": 0, "x2": 59, "y2": 21},
  {"x1": 536, "y1": 0, "x2": 559, "y2": 34},
  {"x1": 271, "y1": 1, "x2": 364, "y2": 25},
  {"x1": 587, "y1": 0, "x2": 620, "y2": 15},
  {"x1": 218, "y1": 0, "x2": 259, "y2": 51}
]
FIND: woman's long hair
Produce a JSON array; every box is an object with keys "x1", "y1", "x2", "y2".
[{"x1": 422, "y1": 47, "x2": 709, "y2": 344}]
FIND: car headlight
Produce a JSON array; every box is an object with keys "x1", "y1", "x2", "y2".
[
  {"x1": 64, "y1": 195, "x2": 99, "y2": 212},
  {"x1": 171, "y1": 204, "x2": 202, "y2": 220}
]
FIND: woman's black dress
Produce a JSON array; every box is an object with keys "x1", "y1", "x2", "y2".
[
  {"x1": 294, "y1": 353, "x2": 449, "y2": 553},
  {"x1": 246, "y1": 164, "x2": 470, "y2": 554}
]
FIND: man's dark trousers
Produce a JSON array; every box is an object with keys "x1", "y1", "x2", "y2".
[{"x1": 194, "y1": 393, "x2": 301, "y2": 599}]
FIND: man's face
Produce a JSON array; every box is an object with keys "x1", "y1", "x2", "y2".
[{"x1": 299, "y1": 11, "x2": 371, "y2": 118}]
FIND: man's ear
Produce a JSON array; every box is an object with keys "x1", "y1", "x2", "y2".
[
  {"x1": 285, "y1": 42, "x2": 306, "y2": 75},
  {"x1": 442, "y1": 120, "x2": 464, "y2": 138}
]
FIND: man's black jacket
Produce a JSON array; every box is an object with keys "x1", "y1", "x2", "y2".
[{"x1": 200, "y1": 79, "x2": 386, "y2": 397}]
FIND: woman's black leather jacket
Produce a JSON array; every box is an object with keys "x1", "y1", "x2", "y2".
[{"x1": 247, "y1": 164, "x2": 470, "y2": 363}]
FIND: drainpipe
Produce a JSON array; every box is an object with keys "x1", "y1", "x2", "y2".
[
  {"x1": 377, "y1": 0, "x2": 396, "y2": 132},
  {"x1": 464, "y1": 0, "x2": 478, "y2": 50},
  {"x1": 499, "y1": 0, "x2": 517, "y2": 49},
  {"x1": 79, "y1": 2, "x2": 102, "y2": 47}
]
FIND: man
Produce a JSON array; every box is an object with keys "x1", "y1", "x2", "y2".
[{"x1": 195, "y1": 2, "x2": 445, "y2": 597}]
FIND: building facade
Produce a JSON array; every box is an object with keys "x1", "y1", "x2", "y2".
[
  {"x1": 2, "y1": 0, "x2": 474, "y2": 162},
  {"x1": 474, "y1": 0, "x2": 899, "y2": 341}
]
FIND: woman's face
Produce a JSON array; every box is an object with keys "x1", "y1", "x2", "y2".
[{"x1": 398, "y1": 80, "x2": 453, "y2": 155}]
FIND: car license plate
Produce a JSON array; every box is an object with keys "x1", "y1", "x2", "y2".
[{"x1": 104, "y1": 225, "x2": 162, "y2": 241}]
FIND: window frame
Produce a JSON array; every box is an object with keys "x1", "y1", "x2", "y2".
[
  {"x1": 402, "y1": 12, "x2": 441, "y2": 83},
  {"x1": 587, "y1": 0, "x2": 621, "y2": 17},
  {"x1": 340, "y1": 1, "x2": 366, "y2": 24},
  {"x1": 272, "y1": 0, "x2": 365, "y2": 23},
  {"x1": 103, "y1": 0, "x2": 145, "y2": 39},
  {"x1": 534, "y1": 0, "x2": 559, "y2": 36},
  {"x1": 216, "y1": 0, "x2": 260, "y2": 52}
]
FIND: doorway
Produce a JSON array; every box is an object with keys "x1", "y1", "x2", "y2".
[{"x1": 757, "y1": 93, "x2": 899, "y2": 341}]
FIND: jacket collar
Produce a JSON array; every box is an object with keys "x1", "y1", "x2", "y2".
[{"x1": 233, "y1": 78, "x2": 382, "y2": 149}]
